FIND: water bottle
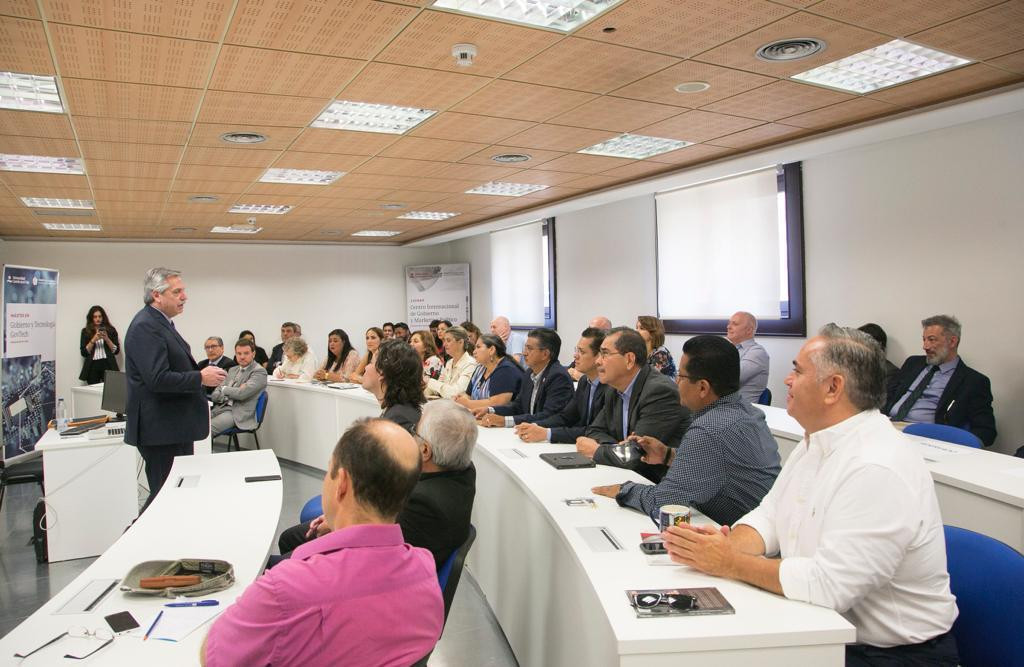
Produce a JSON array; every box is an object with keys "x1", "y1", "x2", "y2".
[{"x1": 56, "y1": 397, "x2": 68, "y2": 432}]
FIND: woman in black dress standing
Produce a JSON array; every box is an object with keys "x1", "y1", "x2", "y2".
[{"x1": 79, "y1": 305, "x2": 120, "y2": 385}]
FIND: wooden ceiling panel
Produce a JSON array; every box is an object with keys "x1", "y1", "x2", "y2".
[
  {"x1": 0, "y1": 136, "x2": 79, "y2": 156},
  {"x1": 0, "y1": 16, "x2": 55, "y2": 74},
  {"x1": 86, "y1": 159, "x2": 177, "y2": 178},
  {"x1": 460, "y1": 144, "x2": 565, "y2": 167},
  {"x1": 410, "y1": 112, "x2": 534, "y2": 144},
  {"x1": 575, "y1": 0, "x2": 794, "y2": 58},
  {"x1": 225, "y1": 0, "x2": 416, "y2": 59},
  {"x1": 375, "y1": 9, "x2": 561, "y2": 77},
  {"x1": 0, "y1": 172, "x2": 88, "y2": 188},
  {"x1": 560, "y1": 174, "x2": 626, "y2": 190},
  {"x1": 452, "y1": 80, "x2": 596, "y2": 122},
  {"x1": 197, "y1": 91, "x2": 329, "y2": 126},
  {"x1": 245, "y1": 182, "x2": 334, "y2": 197},
  {"x1": 909, "y1": 1, "x2": 1024, "y2": 61},
  {"x1": 809, "y1": 0, "x2": 1004, "y2": 38},
  {"x1": 50, "y1": 25, "x2": 217, "y2": 88},
  {"x1": 505, "y1": 38, "x2": 680, "y2": 94},
  {"x1": 62, "y1": 79, "x2": 202, "y2": 121},
  {"x1": 547, "y1": 97, "x2": 683, "y2": 132},
  {"x1": 80, "y1": 140, "x2": 183, "y2": 163},
  {"x1": 779, "y1": 97, "x2": 901, "y2": 128},
  {"x1": 209, "y1": 45, "x2": 363, "y2": 97},
  {"x1": 375, "y1": 190, "x2": 449, "y2": 204},
  {"x1": 188, "y1": 123, "x2": 302, "y2": 150},
  {"x1": 89, "y1": 175, "x2": 172, "y2": 191},
  {"x1": 502, "y1": 124, "x2": 618, "y2": 153},
  {"x1": 288, "y1": 129, "x2": 398, "y2": 155},
  {"x1": 0, "y1": 0, "x2": 39, "y2": 19},
  {"x1": 12, "y1": 185, "x2": 92, "y2": 200},
  {"x1": 92, "y1": 189, "x2": 168, "y2": 203},
  {"x1": 75, "y1": 117, "x2": 191, "y2": 145},
  {"x1": 378, "y1": 136, "x2": 489, "y2": 162},
  {"x1": 0, "y1": 111, "x2": 74, "y2": 139},
  {"x1": 354, "y1": 156, "x2": 449, "y2": 177},
  {"x1": 498, "y1": 169, "x2": 585, "y2": 186},
  {"x1": 314, "y1": 185, "x2": 395, "y2": 200},
  {"x1": 429, "y1": 162, "x2": 522, "y2": 182},
  {"x1": 181, "y1": 145, "x2": 280, "y2": 168},
  {"x1": 531, "y1": 153, "x2": 633, "y2": 174},
  {"x1": 338, "y1": 172, "x2": 423, "y2": 191},
  {"x1": 701, "y1": 80, "x2": 854, "y2": 121},
  {"x1": 695, "y1": 11, "x2": 890, "y2": 77},
  {"x1": 401, "y1": 178, "x2": 479, "y2": 193},
  {"x1": 232, "y1": 194, "x2": 310, "y2": 207},
  {"x1": 597, "y1": 161, "x2": 674, "y2": 181},
  {"x1": 165, "y1": 190, "x2": 243, "y2": 203},
  {"x1": 637, "y1": 109, "x2": 763, "y2": 143},
  {"x1": 338, "y1": 62, "x2": 489, "y2": 110},
  {"x1": 867, "y1": 63, "x2": 1022, "y2": 108},
  {"x1": 990, "y1": 49, "x2": 1024, "y2": 74},
  {"x1": 272, "y1": 151, "x2": 368, "y2": 171},
  {"x1": 173, "y1": 164, "x2": 264, "y2": 182},
  {"x1": 709, "y1": 122, "x2": 808, "y2": 148},
  {"x1": 41, "y1": 0, "x2": 234, "y2": 41},
  {"x1": 611, "y1": 60, "x2": 776, "y2": 108}
]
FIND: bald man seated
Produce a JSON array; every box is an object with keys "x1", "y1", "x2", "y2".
[{"x1": 726, "y1": 311, "x2": 769, "y2": 404}]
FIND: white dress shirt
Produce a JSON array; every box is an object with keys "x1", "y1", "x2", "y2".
[
  {"x1": 737, "y1": 410, "x2": 957, "y2": 648},
  {"x1": 425, "y1": 352, "x2": 478, "y2": 399}
]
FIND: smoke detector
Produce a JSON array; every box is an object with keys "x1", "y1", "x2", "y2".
[{"x1": 452, "y1": 44, "x2": 478, "y2": 67}]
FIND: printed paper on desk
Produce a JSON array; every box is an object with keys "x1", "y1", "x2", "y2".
[
  {"x1": 913, "y1": 438, "x2": 967, "y2": 462},
  {"x1": 135, "y1": 605, "x2": 222, "y2": 642}
]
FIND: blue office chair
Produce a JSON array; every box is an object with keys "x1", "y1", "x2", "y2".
[
  {"x1": 299, "y1": 495, "x2": 322, "y2": 524},
  {"x1": 412, "y1": 524, "x2": 478, "y2": 667},
  {"x1": 221, "y1": 391, "x2": 269, "y2": 452},
  {"x1": 757, "y1": 388, "x2": 772, "y2": 405},
  {"x1": 943, "y1": 525, "x2": 1024, "y2": 666},
  {"x1": 904, "y1": 422, "x2": 982, "y2": 448}
]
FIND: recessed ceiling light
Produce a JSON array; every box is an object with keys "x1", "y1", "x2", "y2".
[
  {"x1": 172, "y1": 226, "x2": 197, "y2": 233},
  {"x1": 220, "y1": 131, "x2": 267, "y2": 144},
  {"x1": 352, "y1": 230, "x2": 402, "y2": 237},
  {"x1": 211, "y1": 225, "x2": 263, "y2": 234},
  {"x1": 674, "y1": 81, "x2": 711, "y2": 93},
  {"x1": 228, "y1": 204, "x2": 292, "y2": 215},
  {"x1": 491, "y1": 153, "x2": 532, "y2": 163},
  {"x1": 578, "y1": 133, "x2": 692, "y2": 159},
  {"x1": 791, "y1": 39, "x2": 971, "y2": 94},
  {"x1": 0, "y1": 154, "x2": 84, "y2": 174},
  {"x1": 188, "y1": 195, "x2": 220, "y2": 203},
  {"x1": 32, "y1": 209, "x2": 93, "y2": 217},
  {"x1": 42, "y1": 222, "x2": 101, "y2": 231},
  {"x1": 756, "y1": 38, "x2": 827, "y2": 62},
  {"x1": 259, "y1": 168, "x2": 344, "y2": 185},
  {"x1": 398, "y1": 211, "x2": 460, "y2": 220},
  {"x1": 380, "y1": 203, "x2": 406, "y2": 210},
  {"x1": 311, "y1": 100, "x2": 436, "y2": 134},
  {"x1": 21, "y1": 197, "x2": 94, "y2": 209},
  {"x1": 465, "y1": 182, "x2": 549, "y2": 197},
  {"x1": 432, "y1": 0, "x2": 624, "y2": 32},
  {"x1": 0, "y1": 71, "x2": 64, "y2": 113}
]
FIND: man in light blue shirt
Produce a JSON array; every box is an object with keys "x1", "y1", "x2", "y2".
[{"x1": 726, "y1": 311, "x2": 769, "y2": 404}]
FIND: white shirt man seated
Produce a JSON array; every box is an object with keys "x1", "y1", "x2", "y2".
[
  {"x1": 210, "y1": 339, "x2": 268, "y2": 437},
  {"x1": 725, "y1": 311, "x2": 769, "y2": 404}
]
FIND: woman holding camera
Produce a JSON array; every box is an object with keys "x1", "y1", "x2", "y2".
[{"x1": 79, "y1": 305, "x2": 120, "y2": 385}]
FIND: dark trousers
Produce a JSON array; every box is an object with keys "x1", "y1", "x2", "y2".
[
  {"x1": 846, "y1": 631, "x2": 959, "y2": 666},
  {"x1": 138, "y1": 442, "x2": 193, "y2": 512},
  {"x1": 264, "y1": 520, "x2": 313, "y2": 570}
]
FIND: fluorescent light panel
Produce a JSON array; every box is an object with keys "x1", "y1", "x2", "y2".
[
  {"x1": 432, "y1": 0, "x2": 624, "y2": 32},
  {"x1": 42, "y1": 222, "x2": 101, "y2": 231},
  {"x1": 259, "y1": 168, "x2": 344, "y2": 185},
  {"x1": 21, "y1": 197, "x2": 94, "y2": 209},
  {"x1": 579, "y1": 133, "x2": 692, "y2": 159},
  {"x1": 352, "y1": 230, "x2": 402, "y2": 237},
  {"x1": 311, "y1": 100, "x2": 436, "y2": 134},
  {"x1": 0, "y1": 154, "x2": 84, "y2": 174},
  {"x1": 465, "y1": 182, "x2": 549, "y2": 197},
  {"x1": 228, "y1": 203, "x2": 292, "y2": 215},
  {"x1": 211, "y1": 225, "x2": 263, "y2": 234},
  {"x1": 0, "y1": 71, "x2": 64, "y2": 113},
  {"x1": 791, "y1": 39, "x2": 971, "y2": 94},
  {"x1": 398, "y1": 211, "x2": 460, "y2": 220}
]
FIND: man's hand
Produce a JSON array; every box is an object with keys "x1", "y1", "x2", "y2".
[
  {"x1": 471, "y1": 406, "x2": 490, "y2": 418},
  {"x1": 591, "y1": 483, "x2": 621, "y2": 499},
  {"x1": 575, "y1": 436, "x2": 599, "y2": 458},
  {"x1": 515, "y1": 422, "x2": 548, "y2": 442},
  {"x1": 304, "y1": 515, "x2": 330, "y2": 539},
  {"x1": 477, "y1": 413, "x2": 505, "y2": 428},
  {"x1": 200, "y1": 365, "x2": 227, "y2": 387},
  {"x1": 567, "y1": 367, "x2": 583, "y2": 381},
  {"x1": 633, "y1": 435, "x2": 669, "y2": 465},
  {"x1": 662, "y1": 524, "x2": 736, "y2": 577}
]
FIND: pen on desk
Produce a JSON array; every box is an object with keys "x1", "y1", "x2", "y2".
[
  {"x1": 165, "y1": 599, "x2": 220, "y2": 607},
  {"x1": 143, "y1": 610, "x2": 164, "y2": 641}
]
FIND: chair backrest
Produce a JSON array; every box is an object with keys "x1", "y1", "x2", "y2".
[
  {"x1": 254, "y1": 391, "x2": 269, "y2": 425},
  {"x1": 438, "y1": 524, "x2": 476, "y2": 627},
  {"x1": 299, "y1": 494, "x2": 323, "y2": 524},
  {"x1": 757, "y1": 388, "x2": 772, "y2": 405},
  {"x1": 904, "y1": 422, "x2": 982, "y2": 448},
  {"x1": 944, "y1": 525, "x2": 1024, "y2": 666}
]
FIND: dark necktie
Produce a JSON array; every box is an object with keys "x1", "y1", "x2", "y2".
[{"x1": 892, "y1": 365, "x2": 939, "y2": 421}]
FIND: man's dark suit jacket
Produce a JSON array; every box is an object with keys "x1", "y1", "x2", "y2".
[
  {"x1": 535, "y1": 377, "x2": 610, "y2": 443},
  {"x1": 586, "y1": 365, "x2": 691, "y2": 482},
  {"x1": 267, "y1": 342, "x2": 284, "y2": 371},
  {"x1": 493, "y1": 360, "x2": 573, "y2": 424},
  {"x1": 399, "y1": 464, "x2": 476, "y2": 569},
  {"x1": 124, "y1": 305, "x2": 209, "y2": 447},
  {"x1": 198, "y1": 356, "x2": 237, "y2": 395},
  {"x1": 884, "y1": 355, "x2": 997, "y2": 447}
]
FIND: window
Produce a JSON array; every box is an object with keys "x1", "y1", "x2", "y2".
[{"x1": 489, "y1": 218, "x2": 556, "y2": 329}]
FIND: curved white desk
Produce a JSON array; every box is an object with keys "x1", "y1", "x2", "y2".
[
  {"x1": 0, "y1": 450, "x2": 281, "y2": 665},
  {"x1": 755, "y1": 404, "x2": 1024, "y2": 553}
]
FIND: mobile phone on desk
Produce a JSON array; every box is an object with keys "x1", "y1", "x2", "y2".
[
  {"x1": 245, "y1": 474, "x2": 282, "y2": 483},
  {"x1": 105, "y1": 610, "x2": 140, "y2": 634},
  {"x1": 639, "y1": 538, "x2": 668, "y2": 555}
]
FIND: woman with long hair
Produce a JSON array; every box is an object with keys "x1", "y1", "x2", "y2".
[
  {"x1": 454, "y1": 333, "x2": 524, "y2": 411},
  {"x1": 424, "y1": 326, "x2": 478, "y2": 399},
  {"x1": 349, "y1": 326, "x2": 384, "y2": 384},
  {"x1": 314, "y1": 328, "x2": 359, "y2": 382},
  {"x1": 79, "y1": 305, "x2": 120, "y2": 385},
  {"x1": 410, "y1": 330, "x2": 444, "y2": 380},
  {"x1": 636, "y1": 315, "x2": 676, "y2": 379},
  {"x1": 361, "y1": 339, "x2": 427, "y2": 433}
]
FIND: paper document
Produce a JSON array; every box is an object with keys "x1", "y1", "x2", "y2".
[{"x1": 135, "y1": 605, "x2": 223, "y2": 642}]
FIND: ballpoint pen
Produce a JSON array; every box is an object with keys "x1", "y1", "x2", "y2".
[
  {"x1": 143, "y1": 610, "x2": 163, "y2": 641},
  {"x1": 165, "y1": 600, "x2": 220, "y2": 607}
]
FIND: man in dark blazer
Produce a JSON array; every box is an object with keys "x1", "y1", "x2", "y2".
[
  {"x1": 198, "y1": 336, "x2": 237, "y2": 396},
  {"x1": 266, "y1": 321, "x2": 297, "y2": 372},
  {"x1": 578, "y1": 327, "x2": 690, "y2": 482},
  {"x1": 884, "y1": 315, "x2": 996, "y2": 447},
  {"x1": 476, "y1": 327, "x2": 573, "y2": 428},
  {"x1": 516, "y1": 327, "x2": 610, "y2": 443},
  {"x1": 125, "y1": 268, "x2": 226, "y2": 509}
]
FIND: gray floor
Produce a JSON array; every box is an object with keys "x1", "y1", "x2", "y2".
[{"x1": 0, "y1": 446, "x2": 518, "y2": 666}]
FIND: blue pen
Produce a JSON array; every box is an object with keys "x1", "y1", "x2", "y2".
[
  {"x1": 143, "y1": 610, "x2": 163, "y2": 641},
  {"x1": 165, "y1": 599, "x2": 220, "y2": 608}
]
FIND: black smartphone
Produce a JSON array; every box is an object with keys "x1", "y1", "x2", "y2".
[
  {"x1": 104, "y1": 610, "x2": 140, "y2": 634},
  {"x1": 639, "y1": 540, "x2": 668, "y2": 555},
  {"x1": 245, "y1": 474, "x2": 282, "y2": 483}
]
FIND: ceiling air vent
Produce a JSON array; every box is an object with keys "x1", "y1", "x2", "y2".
[
  {"x1": 756, "y1": 38, "x2": 826, "y2": 62},
  {"x1": 220, "y1": 131, "x2": 268, "y2": 144},
  {"x1": 491, "y1": 153, "x2": 531, "y2": 163}
]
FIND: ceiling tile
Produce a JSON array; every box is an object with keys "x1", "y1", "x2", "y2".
[
  {"x1": 375, "y1": 9, "x2": 561, "y2": 77},
  {"x1": 182, "y1": 145, "x2": 280, "y2": 168},
  {"x1": 0, "y1": 16, "x2": 55, "y2": 74},
  {"x1": 86, "y1": 160, "x2": 178, "y2": 178},
  {"x1": 531, "y1": 153, "x2": 633, "y2": 174},
  {"x1": 597, "y1": 160, "x2": 674, "y2": 180},
  {"x1": 0, "y1": 172, "x2": 88, "y2": 188},
  {"x1": 701, "y1": 80, "x2": 853, "y2": 121},
  {"x1": 452, "y1": 80, "x2": 597, "y2": 122},
  {"x1": 378, "y1": 136, "x2": 488, "y2": 161},
  {"x1": 866, "y1": 62, "x2": 1022, "y2": 107},
  {"x1": 93, "y1": 188, "x2": 168, "y2": 203},
  {"x1": 0, "y1": 136, "x2": 80, "y2": 156},
  {"x1": 460, "y1": 144, "x2": 565, "y2": 166},
  {"x1": 41, "y1": 0, "x2": 234, "y2": 41},
  {"x1": 497, "y1": 169, "x2": 584, "y2": 186},
  {"x1": 779, "y1": 97, "x2": 901, "y2": 128},
  {"x1": 0, "y1": 111, "x2": 74, "y2": 139},
  {"x1": 197, "y1": 91, "x2": 329, "y2": 126},
  {"x1": 646, "y1": 142, "x2": 735, "y2": 164},
  {"x1": 62, "y1": 79, "x2": 202, "y2": 121},
  {"x1": 574, "y1": 0, "x2": 794, "y2": 58},
  {"x1": 556, "y1": 174, "x2": 622, "y2": 190},
  {"x1": 50, "y1": 25, "x2": 217, "y2": 88},
  {"x1": 244, "y1": 182, "x2": 328, "y2": 197},
  {"x1": 502, "y1": 124, "x2": 618, "y2": 152},
  {"x1": 354, "y1": 156, "x2": 449, "y2": 177},
  {"x1": 410, "y1": 112, "x2": 534, "y2": 144},
  {"x1": 694, "y1": 11, "x2": 890, "y2": 77},
  {"x1": 338, "y1": 62, "x2": 489, "y2": 110},
  {"x1": 89, "y1": 175, "x2": 171, "y2": 191},
  {"x1": 339, "y1": 172, "x2": 423, "y2": 190},
  {"x1": 232, "y1": 193, "x2": 309, "y2": 207},
  {"x1": 74, "y1": 117, "x2": 192, "y2": 144},
  {"x1": 909, "y1": 1, "x2": 1024, "y2": 61},
  {"x1": 636, "y1": 109, "x2": 763, "y2": 142},
  {"x1": 169, "y1": 180, "x2": 250, "y2": 194},
  {"x1": 12, "y1": 185, "x2": 93, "y2": 199},
  {"x1": 611, "y1": 60, "x2": 776, "y2": 107},
  {"x1": 0, "y1": 0, "x2": 39, "y2": 19},
  {"x1": 709, "y1": 122, "x2": 807, "y2": 148},
  {"x1": 505, "y1": 38, "x2": 679, "y2": 94},
  {"x1": 272, "y1": 151, "x2": 368, "y2": 171},
  {"x1": 224, "y1": 0, "x2": 416, "y2": 59},
  {"x1": 209, "y1": 45, "x2": 363, "y2": 97},
  {"x1": 808, "y1": 0, "x2": 1004, "y2": 37},
  {"x1": 429, "y1": 162, "x2": 522, "y2": 181},
  {"x1": 989, "y1": 49, "x2": 1024, "y2": 73},
  {"x1": 174, "y1": 165, "x2": 264, "y2": 182},
  {"x1": 377, "y1": 189, "x2": 449, "y2": 204},
  {"x1": 289, "y1": 128, "x2": 398, "y2": 155},
  {"x1": 547, "y1": 97, "x2": 683, "y2": 132},
  {"x1": 80, "y1": 140, "x2": 183, "y2": 163},
  {"x1": 188, "y1": 123, "x2": 302, "y2": 150}
]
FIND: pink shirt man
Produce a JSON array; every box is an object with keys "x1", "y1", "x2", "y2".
[{"x1": 205, "y1": 524, "x2": 443, "y2": 666}]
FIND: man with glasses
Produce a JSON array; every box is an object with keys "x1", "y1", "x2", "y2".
[
  {"x1": 576, "y1": 327, "x2": 689, "y2": 482},
  {"x1": 476, "y1": 327, "x2": 573, "y2": 428},
  {"x1": 592, "y1": 335, "x2": 780, "y2": 525},
  {"x1": 198, "y1": 336, "x2": 237, "y2": 395}
]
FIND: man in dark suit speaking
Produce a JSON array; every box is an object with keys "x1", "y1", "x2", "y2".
[{"x1": 125, "y1": 267, "x2": 226, "y2": 508}]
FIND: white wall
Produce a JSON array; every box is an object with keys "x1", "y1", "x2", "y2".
[{"x1": 0, "y1": 241, "x2": 448, "y2": 408}]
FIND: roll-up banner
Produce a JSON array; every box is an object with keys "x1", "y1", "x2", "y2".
[
  {"x1": 2, "y1": 265, "x2": 59, "y2": 460},
  {"x1": 405, "y1": 263, "x2": 471, "y2": 329}
]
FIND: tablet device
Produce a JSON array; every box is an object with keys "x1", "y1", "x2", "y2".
[{"x1": 540, "y1": 452, "x2": 596, "y2": 470}]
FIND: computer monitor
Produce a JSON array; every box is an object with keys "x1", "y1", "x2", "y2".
[{"x1": 101, "y1": 370, "x2": 127, "y2": 419}]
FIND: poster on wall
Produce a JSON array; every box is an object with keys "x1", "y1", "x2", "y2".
[
  {"x1": 405, "y1": 263, "x2": 471, "y2": 329},
  {"x1": 2, "y1": 265, "x2": 59, "y2": 460}
]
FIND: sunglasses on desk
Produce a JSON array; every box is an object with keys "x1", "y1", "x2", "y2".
[
  {"x1": 14, "y1": 626, "x2": 113, "y2": 660},
  {"x1": 631, "y1": 592, "x2": 699, "y2": 611}
]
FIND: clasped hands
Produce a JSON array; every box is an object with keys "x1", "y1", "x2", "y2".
[
  {"x1": 200, "y1": 365, "x2": 227, "y2": 387},
  {"x1": 574, "y1": 433, "x2": 671, "y2": 464}
]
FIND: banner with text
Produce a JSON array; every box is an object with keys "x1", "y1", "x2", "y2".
[
  {"x1": 405, "y1": 263, "x2": 471, "y2": 330},
  {"x1": 3, "y1": 264, "x2": 59, "y2": 460}
]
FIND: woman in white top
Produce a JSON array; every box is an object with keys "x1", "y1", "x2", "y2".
[
  {"x1": 425, "y1": 326, "x2": 478, "y2": 399},
  {"x1": 313, "y1": 328, "x2": 360, "y2": 382},
  {"x1": 274, "y1": 337, "x2": 317, "y2": 382},
  {"x1": 349, "y1": 327, "x2": 383, "y2": 384},
  {"x1": 411, "y1": 330, "x2": 444, "y2": 380}
]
